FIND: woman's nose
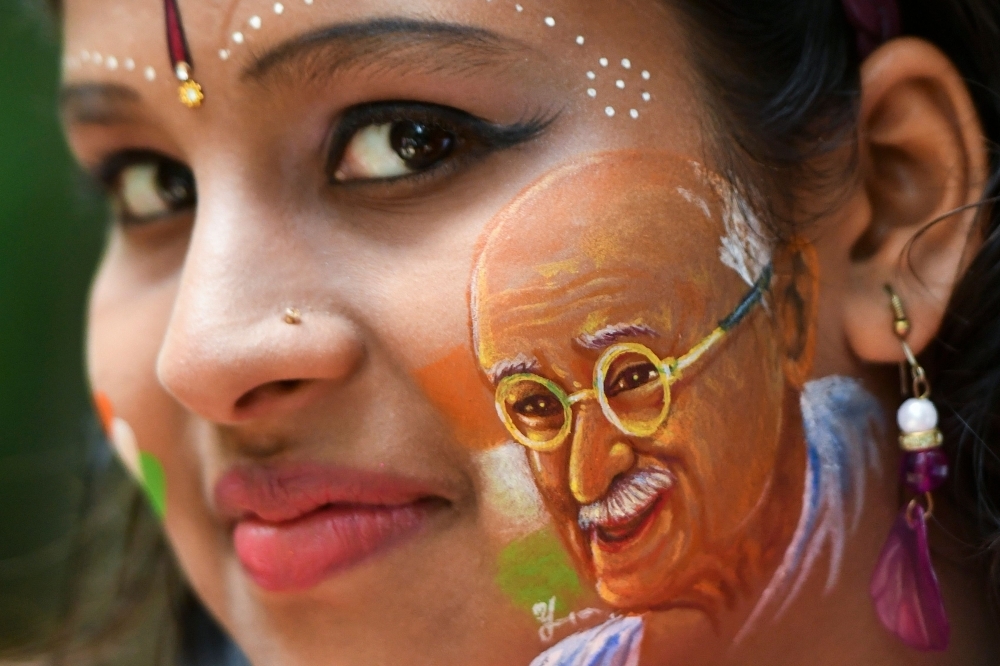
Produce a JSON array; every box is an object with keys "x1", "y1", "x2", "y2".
[
  {"x1": 567, "y1": 404, "x2": 636, "y2": 505},
  {"x1": 156, "y1": 192, "x2": 365, "y2": 425}
]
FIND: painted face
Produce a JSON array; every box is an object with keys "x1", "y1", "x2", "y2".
[
  {"x1": 473, "y1": 152, "x2": 806, "y2": 615},
  {"x1": 62, "y1": 1, "x2": 815, "y2": 664}
]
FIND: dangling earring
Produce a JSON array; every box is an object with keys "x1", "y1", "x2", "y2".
[{"x1": 869, "y1": 286, "x2": 951, "y2": 651}]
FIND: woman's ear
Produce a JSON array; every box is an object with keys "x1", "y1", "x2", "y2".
[{"x1": 824, "y1": 38, "x2": 988, "y2": 365}]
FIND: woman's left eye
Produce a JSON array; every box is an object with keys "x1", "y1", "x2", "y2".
[
  {"x1": 328, "y1": 102, "x2": 554, "y2": 185},
  {"x1": 334, "y1": 120, "x2": 457, "y2": 182}
]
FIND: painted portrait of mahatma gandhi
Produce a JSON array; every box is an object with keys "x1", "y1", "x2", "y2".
[{"x1": 471, "y1": 151, "x2": 817, "y2": 626}]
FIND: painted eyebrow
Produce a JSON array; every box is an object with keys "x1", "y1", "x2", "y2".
[
  {"x1": 575, "y1": 323, "x2": 660, "y2": 351},
  {"x1": 242, "y1": 18, "x2": 534, "y2": 84},
  {"x1": 488, "y1": 354, "x2": 542, "y2": 385},
  {"x1": 60, "y1": 83, "x2": 142, "y2": 126}
]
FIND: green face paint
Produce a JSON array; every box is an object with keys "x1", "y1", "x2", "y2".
[
  {"x1": 495, "y1": 528, "x2": 583, "y2": 615},
  {"x1": 139, "y1": 451, "x2": 167, "y2": 520}
]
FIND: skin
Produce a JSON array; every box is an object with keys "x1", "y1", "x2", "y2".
[
  {"x1": 60, "y1": 0, "x2": 998, "y2": 662},
  {"x1": 473, "y1": 151, "x2": 807, "y2": 624}
]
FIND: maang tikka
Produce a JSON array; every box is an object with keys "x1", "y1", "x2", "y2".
[
  {"x1": 164, "y1": 0, "x2": 204, "y2": 108},
  {"x1": 869, "y1": 285, "x2": 950, "y2": 651}
]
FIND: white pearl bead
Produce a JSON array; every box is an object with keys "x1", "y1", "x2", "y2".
[{"x1": 897, "y1": 398, "x2": 938, "y2": 434}]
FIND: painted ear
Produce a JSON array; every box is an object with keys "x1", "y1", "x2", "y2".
[
  {"x1": 774, "y1": 239, "x2": 820, "y2": 388},
  {"x1": 840, "y1": 39, "x2": 988, "y2": 362}
]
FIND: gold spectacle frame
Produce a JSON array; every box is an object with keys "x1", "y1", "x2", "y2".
[{"x1": 494, "y1": 266, "x2": 773, "y2": 452}]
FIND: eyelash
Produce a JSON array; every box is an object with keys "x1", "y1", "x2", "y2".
[
  {"x1": 90, "y1": 101, "x2": 557, "y2": 226},
  {"x1": 325, "y1": 101, "x2": 557, "y2": 187},
  {"x1": 93, "y1": 149, "x2": 196, "y2": 227}
]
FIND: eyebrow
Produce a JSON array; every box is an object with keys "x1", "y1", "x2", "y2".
[
  {"x1": 60, "y1": 83, "x2": 142, "y2": 125},
  {"x1": 575, "y1": 324, "x2": 660, "y2": 351},
  {"x1": 243, "y1": 18, "x2": 534, "y2": 84},
  {"x1": 488, "y1": 354, "x2": 542, "y2": 385}
]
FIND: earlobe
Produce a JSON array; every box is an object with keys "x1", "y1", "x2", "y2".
[
  {"x1": 776, "y1": 239, "x2": 820, "y2": 388},
  {"x1": 841, "y1": 38, "x2": 988, "y2": 364}
]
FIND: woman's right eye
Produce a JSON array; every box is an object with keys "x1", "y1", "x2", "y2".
[{"x1": 98, "y1": 152, "x2": 196, "y2": 225}]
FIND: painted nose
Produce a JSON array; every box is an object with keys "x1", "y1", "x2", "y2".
[{"x1": 568, "y1": 403, "x2": 636, "y2": 505}]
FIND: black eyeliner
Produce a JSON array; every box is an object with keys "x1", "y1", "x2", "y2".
[{"x1": 327, "y1": 100, "x2": 558, "y2": 185}]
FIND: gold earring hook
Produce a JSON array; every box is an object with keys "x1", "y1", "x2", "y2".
[{"x1": 884, "y1": 285, "x2": 931, "y2": 399}]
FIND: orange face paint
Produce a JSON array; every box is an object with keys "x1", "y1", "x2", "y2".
[
  {"x1": 93, "y1": 391, "x2": 115, "y2": 436},
  {"x1": 412, "y1": 343, "x2": 510, "y2": 451}
]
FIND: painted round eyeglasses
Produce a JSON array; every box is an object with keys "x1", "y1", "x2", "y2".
[{"x1": 495, "y1": 265, "x2": 774, "y2": 452}]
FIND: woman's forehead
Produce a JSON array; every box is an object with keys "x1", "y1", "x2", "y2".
[{"x1": 60, "y1": 0, "x2": 681, "y2": 120}]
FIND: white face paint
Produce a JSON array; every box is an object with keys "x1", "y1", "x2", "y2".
[
  {"x1": 737, "y1": 376, "x2": 885, "y2": 641},
  {"x1": 474, "y1": 441, "x2": 550, "y2": 543},
  {"x1": 110, "y1": 417, "x2": 142, "y2": 481}
]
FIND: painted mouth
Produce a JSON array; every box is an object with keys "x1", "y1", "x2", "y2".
[{"x1": 578, "y1": 467, "x2": 674, "y2": 547}]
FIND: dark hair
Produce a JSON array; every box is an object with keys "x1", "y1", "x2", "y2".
[{"x1": 669, "y1": 0, "x2": 1000, "y2": 610}]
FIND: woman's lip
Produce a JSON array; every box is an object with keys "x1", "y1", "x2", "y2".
[
  {"x1": 214, "y1": 464, "x2": 451, "y2": 591},
  {"x1": 234, "y1": 499, "x2": 444, "y2": 592},
  {"x1": 214, "y1": 463, "x2": 447, "y2": 523}
]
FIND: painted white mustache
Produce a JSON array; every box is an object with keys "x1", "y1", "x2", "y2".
[{"x1": 578, "y1": 467, "x2": 674, "y2": 532}]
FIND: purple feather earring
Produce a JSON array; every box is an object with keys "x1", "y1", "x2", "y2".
[{"x1": 869, "y1": 286, "x2": 950, "y2": 651}]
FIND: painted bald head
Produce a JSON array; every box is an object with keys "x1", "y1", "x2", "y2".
[{"x1": 471, "y1": 151, "x2": 804, "y2": 615}]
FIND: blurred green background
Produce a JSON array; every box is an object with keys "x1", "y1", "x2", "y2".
[{"x1": 0, "y1": 0, "x2": 107, "y2": 654}]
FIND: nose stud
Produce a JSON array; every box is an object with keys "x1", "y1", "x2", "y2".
[{"x1": 283, "y1": 308, "x2": 302, "y2": 325}]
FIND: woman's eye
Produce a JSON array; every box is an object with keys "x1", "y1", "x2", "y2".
[
  {"x1": 334, "y1": 120, "x2": 456, "y2": 182},
  {"x1": 99, "y1": 153, "x2": 196, "y2": 224},
  {"x1": 328, "y1": 102, "x2": 556, "y2": 186}
]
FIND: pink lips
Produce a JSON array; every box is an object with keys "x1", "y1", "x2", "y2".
[{"x1": 215, "y1": 464, "x2": 445, "y2": 592}]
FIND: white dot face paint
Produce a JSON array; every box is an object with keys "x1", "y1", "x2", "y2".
[
  {"x1": 630, "y1": 109, "x2": 639, "y2": 119},
  {"x1": 106, "y1": 56, "x2": 118, "y2": 70},
  {"x1": 198, "y1": 0, "x2": 662, "y2": 125},
  {"x1": 144, "y1": 66, "x2": 156, "y2": 81},
  {"x1": 124, "y1": 58, "x2": 135, "y2": 71}
]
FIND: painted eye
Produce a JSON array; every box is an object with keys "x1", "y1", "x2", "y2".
[
  {"x1": 605, "y1": 361, "x2": 660, "y2": 398},
  {"x1": 99, "y1": 152, "x2": 196, "y2": 224},
  {"x1": 513, "y1": 392, "x2": 564, "y2": 419},
  {"x1": 334, "y1": 120, "x2": 456, "y2": 182}
]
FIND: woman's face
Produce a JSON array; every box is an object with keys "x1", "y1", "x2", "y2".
[{"x1": 63, "y1": 1, "x2": 802, "y2": 664}]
